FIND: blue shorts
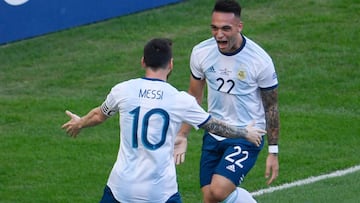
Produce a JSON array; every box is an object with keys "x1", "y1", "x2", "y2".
[
  {"x1": 200, "y1": 132, "x2": 264, "y2": 187},
  {"x1": 99, "y1": 185, "x2": 182, "y2": 203}
]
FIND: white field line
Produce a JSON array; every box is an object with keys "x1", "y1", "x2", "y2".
[{"x1": 251, "y1": 165, "x2": 360, "y2": 197}]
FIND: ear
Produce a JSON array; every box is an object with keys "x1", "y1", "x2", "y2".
[
  {"x1": 169, "y1": 58, "x2": 174, "y2": 71},
  {"x1": 237, "y1": 21, "x2": 244, "y2": 33},
  {"x1": 141, "y1": 57, "x2": 146, "y2": 68}
]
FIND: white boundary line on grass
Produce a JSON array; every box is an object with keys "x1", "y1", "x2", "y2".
[{"x1": 251, "y1": 165, "x2": 360, "y2": 197}]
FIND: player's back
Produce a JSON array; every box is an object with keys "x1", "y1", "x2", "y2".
[{"x1": 106, "y1": 77, "x2": 207, "y2": 202}]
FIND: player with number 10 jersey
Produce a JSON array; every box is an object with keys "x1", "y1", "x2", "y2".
[{"x1": 101, "y1": 77, "x2": 210, "y2": 202}]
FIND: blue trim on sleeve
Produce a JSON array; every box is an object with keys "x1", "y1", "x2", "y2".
[
  {"x1": 198, "y1": 115, "x2": 211, "y2": 128},
  {"x1": 191, "y1": 71, "x2": 202, "y2": 80},
  {"x1": 260, "y1": 84, "x2": 278, "y2": 91}
]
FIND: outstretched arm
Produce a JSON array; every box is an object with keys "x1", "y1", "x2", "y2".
[
  {"x1": 201, "y1": 118, "x2": 266, "y2": 147},
  {"x1": 174, "y1": 76, "x2": 206, "y2": 165},
  {"x1": 174, "y1": 123, "x2": 192, "y2": 165},
  {"x1": 61, "y1": 107, "x2": 108, "y2": 138},
  {"x1": 261, "y1": 87, "x2": 280, "y2": 185}
]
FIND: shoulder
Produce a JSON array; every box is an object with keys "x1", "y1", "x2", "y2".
[
  {"x1": 111, "y1": 78, "x2": 141, "y2": 92},
  {"x1": 192, "y1": 38, "x2": 217, "y2": 54},
  {"x1": 176, "y1": 91, "x2": 197, "y2": 103},
  {"x1": 191, "y1": 38, "x2": 218, "y2": 68},
  {"x1": 243, "y1": 36, "x2": 273, "y2": 62},
  {"x1": 178, "y1": 91, "x2": 193, "y2": 98}
]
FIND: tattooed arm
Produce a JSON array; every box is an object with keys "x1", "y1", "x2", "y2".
[
  {"x1": 200, "y1": 117, "x2": 265, "y2": 147},
  {"x1": 260, "y1": 87, "x2": 280, "y2": 185},
  {"x1": 261, "y1": 87, "x2": 280, "y2": 147}
]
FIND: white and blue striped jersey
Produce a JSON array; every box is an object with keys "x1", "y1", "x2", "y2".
[
  {"x1": 190, "y1": 35, "x2": 278, "y2": 140},
  {"x1": 100, "y1": 77, "x2": 210, "y2": 203}
]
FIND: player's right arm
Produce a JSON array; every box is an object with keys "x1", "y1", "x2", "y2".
[
  {"x1": 61, "y1": 107, "x2": 108, "y2": 138},
  {"x1": 176, "y1": 76, "x2": 206, "y2": 138},
  {"x1": 188, "y1": 75, "x2": 206, "y2": 104},
  {"x1": 178, "y1": 76, "x2": 207, "y2": 135},
  {"x1": 174, "y1": 76, "x2": 206, "y2": 165}
]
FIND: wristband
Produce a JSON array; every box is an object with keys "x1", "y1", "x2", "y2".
[{"x1": 268, "y1": 145, "x2": 279, "y2": 154}]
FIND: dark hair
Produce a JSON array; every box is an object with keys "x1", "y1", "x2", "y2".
[
  {"x1": 213, "y1": 0, "x2": 242, "y2": 18},
  {"x1": 143, "y1": 38, "x2": 172, "y2": 69}
]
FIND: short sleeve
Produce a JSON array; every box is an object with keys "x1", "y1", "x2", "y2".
[
  {"x1": 190, "y1": 48, "x2": 205, "y2": 80},
  {"x1": 179, "y1": 92, "x2": 210, "y2": 130},
  {"x1": 100, "y1": 90, "x2": 119, "y2": 117},
  {"x1": 258, "y1": 60, "x2": 278, "y2": 89}
]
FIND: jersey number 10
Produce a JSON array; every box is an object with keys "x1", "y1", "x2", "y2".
[{"x1": 130, "y1": 106, "x2": 170, "y2": 150}]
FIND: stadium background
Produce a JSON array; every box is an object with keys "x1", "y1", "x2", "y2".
[{"x1": 0, "y1": 0, "x2": 359, "y2": 202}]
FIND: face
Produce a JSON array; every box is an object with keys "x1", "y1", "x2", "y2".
[{"x1": 211, "y1": 11, "x2": 243, "y2": 53}]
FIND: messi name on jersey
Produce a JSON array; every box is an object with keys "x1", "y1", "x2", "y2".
[{"x1": 139, "y1": 88, "x2": 164, "y2": 100}]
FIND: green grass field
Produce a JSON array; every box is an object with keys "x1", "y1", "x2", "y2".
[{"x1": 1, "y1": 0, "x2": 359, "y2": 202}]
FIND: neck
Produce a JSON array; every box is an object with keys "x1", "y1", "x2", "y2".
[
  {"x1": 145, "y1": 69, "x2": 168, "y2": 81},
  {"x1": 233, "y1": 33, "x2": 243, "y2": 50}
]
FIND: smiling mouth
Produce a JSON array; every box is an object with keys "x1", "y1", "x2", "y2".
[
  {"x1": 217, "y1": 40, "x2": 228, "y2": 45},
  {"x1": 216, "y1": 40, "x2": 228, "y2": 50}
]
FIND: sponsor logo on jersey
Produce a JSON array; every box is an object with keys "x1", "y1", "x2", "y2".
[{"x1": 206, "y1": 66, "x2": 216, "y2": 74}]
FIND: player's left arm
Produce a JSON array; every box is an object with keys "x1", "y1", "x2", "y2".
[
  {"x1": 201, "y1": 118, "x2": 265, "y2": 146},
  {"x1": 260, "y1": 87, "x2": 280, "y2": 185}
]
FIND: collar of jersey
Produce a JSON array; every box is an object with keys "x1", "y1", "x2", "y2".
[
  {"x1": 220, "y1": 34, "x2": 246, "y2": 56},
  {"x1": 142, "y1": 77, "x2": 166, "y2": 82}
]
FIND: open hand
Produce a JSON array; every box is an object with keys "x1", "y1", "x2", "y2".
[
  {"x1": 265, "y1": 153, "x2": 279, "y2": 185},
  {"x1": 61, "y1": 110, "x2": 81, "y2": 138},
  {"x1": 173, "y1": 134, "x2": 187, "y2": 165},
  {"x1": 245, "y1": 121, "x2": 266, "y2": 147}
]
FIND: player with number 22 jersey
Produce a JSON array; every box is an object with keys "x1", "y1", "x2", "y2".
[{"x1": 190, "y1": 36, "x2": 278, "y2": 140}]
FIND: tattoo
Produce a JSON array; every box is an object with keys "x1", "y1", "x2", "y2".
[
  {"x1": 201, "y1": 117, "x2": 248, "y2": 139},
  {"x1": 261, "y1": 88, "x2": 280, "y2": 145}
]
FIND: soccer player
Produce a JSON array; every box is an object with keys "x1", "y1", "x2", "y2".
[
  {"x1": 61, "y1": 38, "x2": 265, "y2": 203},
  {"x1": 175, "y1": 1, "x2": 280, "y2": 203}
]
